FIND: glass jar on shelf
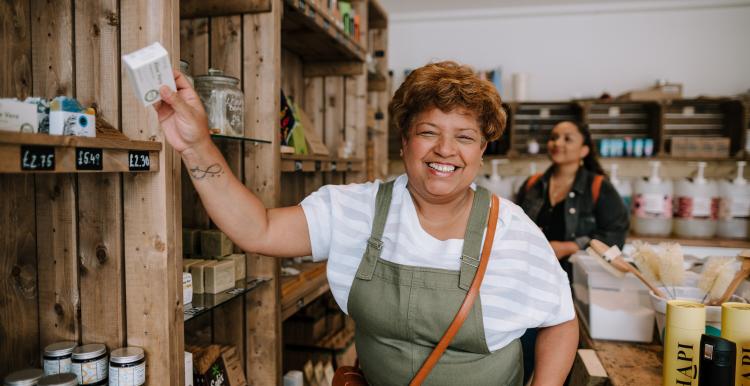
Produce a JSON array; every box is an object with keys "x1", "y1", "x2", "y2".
[
  {"x1": 179, "y1": 59, "x2": 193, "y2": 86},
  {"x1": 194, "y1": 68, "x2": 244, "y2": 137}
]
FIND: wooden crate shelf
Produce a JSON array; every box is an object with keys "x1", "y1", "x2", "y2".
[
  {"x1": 367, "y1": 69, "x2": 388, "y2": 92},
  {"x1": 184, "y1": 277, "x2": 271, "y2": 322},
  {"x1": 0, "y1": 130, "x2": 161, "y2": 173},
  {"x1": 510, "y1": 102, "x2": 583, "y2": 155},
  {"x1": 281, "y1": 261, "x2": 329, "y2": 321},
  {"x1": 368, "y1": 0, "x2": 388, "y2": 29},
  {"x1": 282, "y1": 0, "x2": 366, "y2": 62},
  {"x1": 281, "y1": 154, "x2": 364, "y2": 173}
]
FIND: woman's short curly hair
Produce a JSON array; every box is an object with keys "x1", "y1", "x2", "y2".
[{"x1": 389, "y1": 61, "x2": 506, "y2": 142}]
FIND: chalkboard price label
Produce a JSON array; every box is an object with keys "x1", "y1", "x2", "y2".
[
  {"x1": 128, "y1": 151, "x2": 151, "y2": 171},
  {"x1": 76, "y1": 147, "x2": 103, "y2": 170},
  {"x1": 21, "y1": 146, "x2": 55, "y2": 171}
]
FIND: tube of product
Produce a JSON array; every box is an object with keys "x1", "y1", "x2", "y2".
[
  {"x1": 663, "y1": 300, "x2": 705, "y2": 386},
  {"x1": 721, "y1": 302, "x2": 750, "y2": 386}
]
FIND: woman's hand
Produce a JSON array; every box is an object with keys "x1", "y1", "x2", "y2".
[{"x1": 154, "y1": 71, "x2": 211, "y2": 154}]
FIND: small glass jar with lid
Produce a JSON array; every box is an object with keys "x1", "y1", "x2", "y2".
[
  {"x1": 108, "y1": 347, "x2": 145, "y2": 386},
  {"x1": 71, "y1": 344, "x2": 107, "y2": 385},
  {"x1": 43, "y1": 341, "x2": 77, "y2": 375},
  {"x1": 38, "y1": 373, "x2": 77, "y2": 386},
  {"x1": 194, "y1": 68, "x2": 245, "y2": 138},
  {"x1": 4, "y1": 369, "x2": 44, "y2": 386}
]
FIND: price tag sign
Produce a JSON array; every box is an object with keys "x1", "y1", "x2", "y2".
[
  {"x1": 20, "y1": 146, "x2": 55, "y2": 171},
  {"x1": 331, "y1": 161, "x2": 337, "y2": 172},
  {"x1": 294, "y1": 160, "x2": 303, "y2": 172},
  {"x1": 128, "y1": 151, "x2": 151, "y2": 171},
  {"x1": 76, "y1": 147, "x2": 103, "y2": 170}
]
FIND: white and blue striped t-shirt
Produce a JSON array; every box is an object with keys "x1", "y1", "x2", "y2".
[{"x1": 300, "y1": 174, "x2": 575, "y2": 352}]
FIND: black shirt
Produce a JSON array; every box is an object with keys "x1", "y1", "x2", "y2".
[{"x1": 537, "y1": 196, "x2": 567, "y2": 242}]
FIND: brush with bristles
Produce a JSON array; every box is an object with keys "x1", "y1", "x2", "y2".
[
  {"x1": 698, "y1": 257, "x2": 736, "y2": 304},
  {"x1": 631, "y1": 240, "x2": 662, "y2": 285},
  {"x1": 589, "y1": 239, "x2": 667, "y2": 299},
  {"x1": 658, "y1": 242, "x2": 685, "y2": 299},
  {"x1": 709, "y1": 249, "x2": 750, "y2": 306}
]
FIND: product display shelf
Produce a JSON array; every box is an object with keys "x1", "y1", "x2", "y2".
[
  {"x1": 509, "y1": 102, "x2": 583, "y2": 155},
  {"x1": 184, "y1": 277, "x2": 272, "y2": 322},
  {"x1": 0, "y1": 129, "x2": 161, "y2": 173},
  {"x1": 210, "y1": 134, "x2": 273, "y2": 144},
  {"x1": 367, "y1": 69, "x2": 388, "y2": 92},
  {"x1": 281, "y1": 0, "x2": 366, "y2": 62},
  {"x1": 660, "y1": 98, "x2": 746, "y2": 157},
  {"x1": 368, "y1": 0, "x2": 388, "y2": 29},
  {"x1": 281, "y1": 261, "x2": 329, "y2": 321},
  {"x1": 628, "y1": 235, "x2": 750, "y2": 249},
  {"x1": 280, "y1": 153, "x2": 364, "y2": 173}
]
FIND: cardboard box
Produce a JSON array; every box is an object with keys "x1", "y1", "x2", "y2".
[
  {"x1": 670, "y1": 136, "x2": 730, "y2": 158},
  {"x1": 122, "y1": 42, "x2": 176, "y2": 106},
  {"x1": 571, "y1": 251, "x2": 655, "y2": 342},
  {"x1": 619, "y1": 83, "x2": 682, "y2": 101},
  {"x1": 183, "y1": 272, "x2": 193, "y2": 305},
  {"x1": 0, "y1": 99, "x2": 38, "y2": 133},
  {"x1": 184, "y1": 351, "x2": 194, "y2": 386},
  {"x1": 49, "y1": 110, "x2": 96, "y2": 137}
]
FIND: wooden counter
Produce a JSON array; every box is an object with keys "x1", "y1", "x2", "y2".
[{"x1": 628, "y1": 234, "x2": 750, "y2": 249}]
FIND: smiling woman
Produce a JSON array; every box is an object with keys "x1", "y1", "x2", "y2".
[{"x1": 157, "y1": 60, "x2": 578, "y2": 386}]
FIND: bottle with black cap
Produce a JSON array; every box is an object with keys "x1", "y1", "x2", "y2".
[{"x1": 699, "y1": 334, "x2": 736, "y2": 386}]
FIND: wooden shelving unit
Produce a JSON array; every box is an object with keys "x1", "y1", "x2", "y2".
[
  {"x1": 366, "y1": 0, "x2": 390, "y2": 180},
  {"x1": 0, "y1": 130, "x2": 161, "y2": 173},
  {"x1": 281, "y1": 154, "x2": 364, "y2": 173},
  {"x1": 280, "y1": 262, "x2": 329, "y2": 321}
]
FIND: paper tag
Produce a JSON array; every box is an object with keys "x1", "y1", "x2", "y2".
[
  {"x1": 539, "y1": 108, "x2": 550, "y2": 118},
  {"x1": 682, "y1": 106, "x2": 695, "y2": 116},
  {"x1": 608, "y1": 106, "x2": 620, "y2": 117}
]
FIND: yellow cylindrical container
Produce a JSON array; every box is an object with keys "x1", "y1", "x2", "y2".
[
  {"x1": 663, "y1": 300, "x2": 705, "y2": 386},
  {"x1": 721, "y1": 302, "x2": 750, "y2": 386}
]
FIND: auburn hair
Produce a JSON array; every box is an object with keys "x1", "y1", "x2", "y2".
[{"x1": 389, "y1": 61, "x2": 506, "y2": 142}]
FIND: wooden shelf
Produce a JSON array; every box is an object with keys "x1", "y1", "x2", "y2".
[
  {"x1": 184, "y1": 277, "x2": 271, "y2": 322},
  {"x1": 281, "y1": 261, "x2": 329, "y2": 321},
  {"x1": 368, "y1": 0, "x2": 388, "y2": 29},
  {"x1": 0, "y1": 129, "x2": 161, "y2": 173},
  {"x1": 281, "y1": 0, "x2": 366, "y2": 62},
  {"x1": 367, "y1": 69, "x2": 388, "y2": 92},
  {"x1": 210, "y1": 134, "x2": 272, "y2": 144},
  {"x1": 281, "y1": 154, "x2": 364, "y2": 173}
]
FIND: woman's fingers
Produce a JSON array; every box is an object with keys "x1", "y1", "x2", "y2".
[{"x1": 160, "y1": 85, "x2": 193, "y2": 118}]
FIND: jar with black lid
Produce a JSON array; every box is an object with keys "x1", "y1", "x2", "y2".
[
  {"x1": 43, "y1": 342, "x2": 77, "y2": 375},
  {"x1": 108, "y1": 347, "x2": 145, "y2": 386},
  {"x1": 71, "y1": 344, "x2": 107, "y2": 385},
  {"x1": 38, "y1": 374, "x2": 77, "y2": 386},
  {"x1": 3, "y1": 368, "x2": 44, "y2": 386}
]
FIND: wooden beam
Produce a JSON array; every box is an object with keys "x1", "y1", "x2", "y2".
[
  {"x1": 569, "y1": 349, "x2": 608, "y2": 386},
  {"x1": 180, "y1": 0, "x2": 272, "y2": 19},
  {"x1": 121, "y1": 0, "x2": 184, "y2": 383},
  {"x1": 243, "y1": 0, "x2": 282, "y2": 383},
  {"x1": 304, "y1": 61, "x2": 365, "y2": 77},
  {"x1": 75, "y1": 0, "x2": 126, "y2": 349}
]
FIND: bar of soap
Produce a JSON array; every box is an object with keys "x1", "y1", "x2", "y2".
[
  {"x1": 219, "y1": 253, "x2": 246, "y2": 281},
  {"x1": 189, "y1": 260, "x2": 213, "y2": 294},
  {"x1": 183, "y1": 258, "x2": 202, "y2": 273},
  {"x1": 204, "y1": 260, "x2": 235, "y2": 295},
  {"x1": 183, "y1": 229, "x2": 201, "y2": 257},
  {"x1": 0, "y1": 99, "x2": 38, "y2": 133},
  {"x1": 183, "y1": 272, "x2": 193, "y2": 305},
  {"x1": 200, "y1": 229, "x2": 234, "y2": 257},
  {"x1": 122, "y1": 42, "x2": 176, "y2": 106}
]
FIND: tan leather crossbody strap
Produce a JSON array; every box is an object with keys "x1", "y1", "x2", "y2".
[{"x1": 409, "y1": 194, "x2": 501, "y2": 386}]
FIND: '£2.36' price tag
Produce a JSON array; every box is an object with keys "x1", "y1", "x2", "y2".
[{"x1": 128, "y1": 151, "x2": 151, "y2": 171}]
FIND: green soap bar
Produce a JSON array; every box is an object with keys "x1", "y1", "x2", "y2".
[
  {"x1": 200, "y1": 229, "x2": 233, "y2": 257},
  {"x1": 183, "y1": 228, "x2": 201, "y2": 256}
]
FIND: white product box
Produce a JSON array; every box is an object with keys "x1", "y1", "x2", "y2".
[
  {"x1": 49, "y1": 110, "x2": 96, "y2": 137},
  {"x1": 122, "y1": 42, "x2": 176, "y2": 106},
  {"x1": 0, "y1": 99, "x2": 38, "y2": 133},
  {"x1": 183, "y1": 272, "x2": 193, "y2": 305},
  {"x1": 184, "y1": 351, "x2": 194, "y2": 386},
  {"x1": 571, "y1": 251, "x2": 655, "y2": 342}
]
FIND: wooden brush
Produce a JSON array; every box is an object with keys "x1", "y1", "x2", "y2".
[
  {"x1": 709, "y1": 249, "x2": 750, "y2": 306},
  {"x1": 589, "y1": 239, "x2": 668, "y2": 299}
]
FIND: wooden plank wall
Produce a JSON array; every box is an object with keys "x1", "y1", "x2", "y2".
[
  {"x1": 120, "y1": 0, "x2": 184, "y2": 382},
  {"x1": 0, "y1": 1, "x2": 36, "y2": 374},
  {"x1": 242, "y1": 0, "x2": 283, "y2": 383},
  {"x1": 369, "y1": 27, "x2": 390, "y2": 180}
]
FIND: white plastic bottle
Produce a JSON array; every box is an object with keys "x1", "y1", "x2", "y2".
[
  {"x1": 673, "y1": 162, "x2": 719, "y2": 238},
  {"x1": 717, "y1": 161, "x2": 750, "y2": 239},
  {"x1": 479, "y1": 159, "x2": 513, "y2": 199},
  {"x1": 609, "y1": 163, "x2": 632, "y2": 210},
  {"x1": 632, "y1": 161, "x2": 673, "y2": 236}
]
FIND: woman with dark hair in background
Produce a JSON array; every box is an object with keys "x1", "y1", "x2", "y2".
[{"x1": 515, "y1": 120, "x2": 629, "y2": 384}]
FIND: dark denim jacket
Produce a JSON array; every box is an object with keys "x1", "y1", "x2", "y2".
[{"x1": 516, "y1": 166, "x2": 630, "y2": 249}]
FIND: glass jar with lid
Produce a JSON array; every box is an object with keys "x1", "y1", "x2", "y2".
[
  {"x1": 194, "y1": 68, "x2": 244, "y2": 138},
  {"x1": 179, "y1": 60, "x2": 194, "y2": 87}
]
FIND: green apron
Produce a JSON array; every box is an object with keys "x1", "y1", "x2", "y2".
[{"x1": 347, "y1": 181, "x2": 523, "y2": 386}]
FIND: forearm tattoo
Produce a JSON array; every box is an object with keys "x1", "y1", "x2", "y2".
[{"x1": 190, "y1": 163, "x2": 225, "y2": 180}]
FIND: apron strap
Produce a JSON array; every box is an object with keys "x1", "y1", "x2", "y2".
[
  {"x1": 355, "y1": 180, "x2": 395, "y2": 280},
  {"x1": 459, "y1": 186, "x2": 492, "y2": 291}
]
